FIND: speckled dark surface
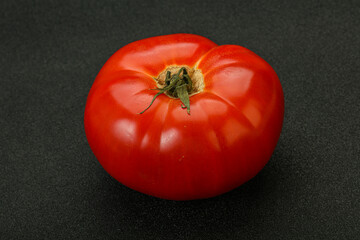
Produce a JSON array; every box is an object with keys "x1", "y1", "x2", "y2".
[{"x1": 1, "y1": 0, "x2": 359, "y2": 239}]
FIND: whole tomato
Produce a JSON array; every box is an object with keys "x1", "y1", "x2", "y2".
[{"x1": 84, "y1": 34, "x2": 284, "y2": 200}]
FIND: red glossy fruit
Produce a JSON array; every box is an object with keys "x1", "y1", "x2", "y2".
[{"x1": 84, "y1": 34, "x2": 284, "y2": 200}]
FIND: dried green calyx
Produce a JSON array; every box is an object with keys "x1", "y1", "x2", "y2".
[{"x1": 140, "y1": 66, "x2": 204, "y2": 115}]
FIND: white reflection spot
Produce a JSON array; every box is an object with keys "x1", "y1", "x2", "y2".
[
  {"x1": 242, "y1": 100, "x2": 262, "y2": 128},
  {"x1": 222, "y1": 118, "x2": 248, "y2": 147},
  {"x1": 113, "y1": 119, "x2": 137, "y2": 144},
  {"x1": 160, "y1": 128, "x2": 180, "y2": 152}
]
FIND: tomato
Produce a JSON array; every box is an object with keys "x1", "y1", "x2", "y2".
[{"x1": 84, "y1": 34, "x2": 284, "y2": 200}]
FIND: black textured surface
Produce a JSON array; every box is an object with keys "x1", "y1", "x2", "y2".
[{"x1": 1, "y1": 0, "x2": 359, "y2": 239}]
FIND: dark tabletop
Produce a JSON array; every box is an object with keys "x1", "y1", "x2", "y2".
[{"x1": 1, "y1": 0, "x2": 359, "y2": 239}]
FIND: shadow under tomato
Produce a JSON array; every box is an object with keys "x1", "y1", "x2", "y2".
[{"x1": 88, "y1": 136, "x2": 306, "y2": 239}]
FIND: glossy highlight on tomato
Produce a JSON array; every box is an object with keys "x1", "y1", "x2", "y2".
[{"x1": 84, "y1": 34, "x2": 284, "y2": 200}]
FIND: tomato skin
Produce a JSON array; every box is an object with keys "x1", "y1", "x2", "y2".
[{"x1": 84, "y1": 34, "x2": 284, "y2": 200}]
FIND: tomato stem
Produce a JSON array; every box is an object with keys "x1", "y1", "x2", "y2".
[{"x1": 139, "y1": 67, "x2": 193, "y2": 114}]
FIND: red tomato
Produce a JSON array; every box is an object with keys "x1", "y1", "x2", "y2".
[{"x1": 84, "y1": 34, "x2": 284, "y2": 200}]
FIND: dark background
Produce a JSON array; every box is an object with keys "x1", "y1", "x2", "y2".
[{"x1": 1, "y1": 0, "x2": 359, "y2": 239}]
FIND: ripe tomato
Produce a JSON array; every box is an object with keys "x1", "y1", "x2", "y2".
[{"x1": 84, "y1": 34, "x2": 284, "y2": 200}]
